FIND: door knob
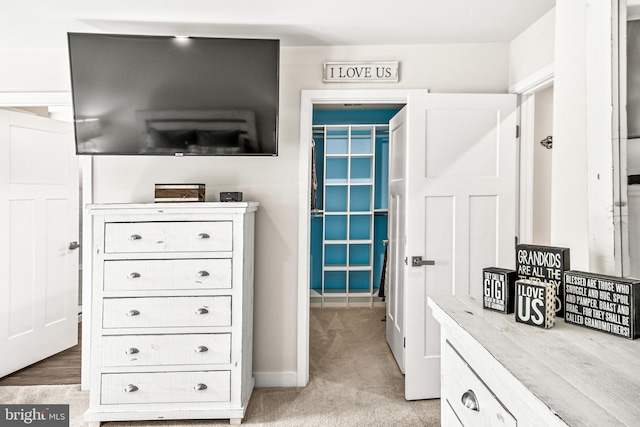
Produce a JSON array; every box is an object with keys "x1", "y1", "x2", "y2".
[
  {"x1": 68, "y1": 241, "x2": 80, "y2": 250},
  {"x1": 411, "y1": 256, "x2": 435, "y2": 267}
]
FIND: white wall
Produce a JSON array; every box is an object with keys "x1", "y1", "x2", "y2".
[
  {"x1": 0, "y1": 42, "x2": 510, "y2": 383},
  {"x1": 552, "y1": 0, "x2": 618, "y2": 274},
  {"x1": 509, "y1": 8, "x2": 555, "y2": 89},
  {"x1": 533, "y1": 86, "x2": 554, "y2": 245},
  {"x1": 0, "y1": 49, "x2": 70, "y2": 92}
]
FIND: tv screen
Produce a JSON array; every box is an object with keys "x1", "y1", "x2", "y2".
[{"x1": 67, "y1": 33, "x2": 279, "y2": 156}]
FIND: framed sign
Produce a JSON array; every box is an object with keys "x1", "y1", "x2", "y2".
[
  {"x1": 515, "y1": 279, "x2": 556, "y2": 329},
  {"x1": 323, "y1": 61, "x2": 399, "y2": 83},
  {"x1": 516, "y1": 244, "x2": 570, "y2": 316},
  {"x1": 482, "y1": 267, "x2": 517, "y2": 314},
  {"x1": 564, "y1": 271, "x2": 640, "y2": 339}
]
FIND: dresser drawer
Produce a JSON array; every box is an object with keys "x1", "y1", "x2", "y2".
[
  {"x1": 104, "y1": 221, "x2": 232, "y2": 253},
  {"x1": 102, "y1": 334, "x2": 231, "y2": 367},
  {"x1": 103, "y1": 296, "x2": 231, "y2": 329},
  {"x1": 103, "y1": 259, "x2": 232, "y2": 291},
  {"x1": 443, "y1": 342, "x2": 516, "y2": 427},
  {"x1": 101, "y1": 371, "x2": 230, "y2": 405}
]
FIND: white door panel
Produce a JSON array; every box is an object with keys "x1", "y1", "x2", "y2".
[
  {"x1": 388, "y1": 93, "x2": 517, "y2": 400},
  {"x1": 0, "y1": 109, "x2": 79, "y2": 378},
  {"x1": 386, "y1": 107, "x2": 407, "y2": 373}
]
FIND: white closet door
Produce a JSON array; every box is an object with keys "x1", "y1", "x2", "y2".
[
  {"x1": 386, "y1": 93, "x2": 517, "y2": 400},
  {"x1": 0, "y1": 109, "x2": 79, "y2": 377}
]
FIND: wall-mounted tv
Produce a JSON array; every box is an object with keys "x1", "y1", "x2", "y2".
[{"x1": 67, "y1": 33, "x2": 279, "y2": 156}]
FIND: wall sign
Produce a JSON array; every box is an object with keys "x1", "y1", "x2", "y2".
[
  {"x1": 482, "y1": 267, "x2": 517, "y2": 314},
  {"x1": 323, "y1": 61, "x2": 399, "y2": 83},
  {"x1": 515, "y1": 279, "x2": 556, "y2": 329},
  {"x1": 564, "y1": 271, "x2": 640, "y2": 339},
  {"x1": 516, "y1": 244, "x2": 570, "y2": 316}
]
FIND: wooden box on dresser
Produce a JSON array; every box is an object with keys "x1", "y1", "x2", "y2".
[
  {"x1": 84, "y1": 202, "x2": 258, "y2": 426},
  {"x1": 428, "y1": 295, "x2": 640, "y2": 427}
]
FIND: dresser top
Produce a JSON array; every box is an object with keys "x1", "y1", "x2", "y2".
[
  {"x1": 429, "y1": 295, "x2": 640, "y2": 427},
  {"x1": 87, "y1": 201, "x2": 258, "y2": 215}
]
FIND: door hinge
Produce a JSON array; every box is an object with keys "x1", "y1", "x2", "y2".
[
  {"x1": 403, "y1": 337, "x2": 406, "y2": 348},
  {"x1": 516, "y1": 125, "x2": 520, "y2": 139}
]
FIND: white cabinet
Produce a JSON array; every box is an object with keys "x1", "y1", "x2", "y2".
[
  {"x1": 84, "y1": 202, "x2": 257, "y2": 426},
  {"x1": 429, "y1": 295, "x2": 640, "y2": 427}
]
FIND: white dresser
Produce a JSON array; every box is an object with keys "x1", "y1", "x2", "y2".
[
  {"x1": 84, "y1": 202, "x2": 257, "y2": 426},
  {"x1": 428, "y1": 295, "x2": 640, "y2": 427}
]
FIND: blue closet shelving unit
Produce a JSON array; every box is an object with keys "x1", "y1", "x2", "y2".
[{"x1": 310, "y1": 109, "x2": 398, "y2": 307}]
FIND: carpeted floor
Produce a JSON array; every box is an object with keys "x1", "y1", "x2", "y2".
[{"x1": 0, "y1": 307, "x2": 440, "y2": 426}]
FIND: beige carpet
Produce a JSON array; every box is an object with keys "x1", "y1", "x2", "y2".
[{"x1": 0, "y1": 307, "x2": 440, "y2": 426}]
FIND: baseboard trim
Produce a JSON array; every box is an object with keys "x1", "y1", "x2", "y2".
[{"x1": 253, "y1": 371, "x2": 298, "y2": 387}]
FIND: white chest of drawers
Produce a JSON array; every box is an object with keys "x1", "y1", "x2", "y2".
[
  {"x1": 429, "y1": 295, "x2": 640, "y2": 427},
  {"x1": 84, "y1": 202, "x2": 257, "y2": 426}
]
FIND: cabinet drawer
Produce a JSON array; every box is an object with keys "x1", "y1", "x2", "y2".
[
  {"x1": 102, "y1": 334, "x2": 231, "y2": 367},
  {"x1": 104, "y1": 259, "x2": 232, "y2": 291},
  {"x1": 104, "y1": 221, "x2": 232, "y2": 253},
  {"x1": 443, "y1": 342, "x2": 516, "y2": 427},
  {"x1": 101, "y1": 371, "x2": 230, "y2": 405},
  {"x1": 103, "y1": 296, "x2": 231, "y2": 329}
]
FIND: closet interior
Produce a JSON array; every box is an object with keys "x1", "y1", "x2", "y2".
[{"x1": 309, "y1": 107, "x2": 402, "y2": 307}]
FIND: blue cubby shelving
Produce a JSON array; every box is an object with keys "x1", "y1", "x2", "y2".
[{"x1": 310, "y1": 108, "x2": 399, "y2": 307}]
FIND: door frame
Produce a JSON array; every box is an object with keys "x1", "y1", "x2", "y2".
[
  {"x1": 510, "y1": 64, "x2": 554, "y2": 243},
  {"x1": 297, "y1": 89, "x2": 418, "y2": 387}
]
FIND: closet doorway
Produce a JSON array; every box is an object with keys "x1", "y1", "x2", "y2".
[
  {"x1": 309, "y1": 105, "x2": 402, "y2": 308},
  {"x1": 297, "y1": 89, "x2": 412, "y2": 388}
]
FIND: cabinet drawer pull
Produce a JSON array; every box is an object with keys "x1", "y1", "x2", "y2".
[
  {"x1": 124, "y1": 384, "x2": 139, "y2": 393},
  {"x1": 125, "y1": 347, "x2": 139, "y2": 355},
  {"x1": 197, "y1": 233, "x2": 210, "y2": 239},
  {"x1": 126, "y1": 309, "x2": 140, "y2": 317},
  {"x1": 195, "y1": 308, "x2": 209, "y2": 315},
  {"x1": 127, "y1": 272, "x2": 141, "y2": 279},
  {"x1": 129, "y1": 234, "x2": 142, "y2": 241},
  {"x1": 196, "y1": 270, "x2": 210, "y2": 277},
  {"x1": 194, "y1": 383, "x2": 208, "y2": 391},
  {"x1": 195, "y1": 345, "x2": 209, "y2": 353},
  {"x1": 461, "y1": 390, "x2": 479, "y2": 412}
]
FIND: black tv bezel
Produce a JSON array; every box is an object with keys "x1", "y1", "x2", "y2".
[{"x1": 67, "y1": 32, "x2": 280, "y2": 157}]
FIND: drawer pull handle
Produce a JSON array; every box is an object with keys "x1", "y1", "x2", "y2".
[
  {"x1": 196, "y1": 271, "x2": 210, "y2": 277},
  {"x1": 195, "y1": 346, "x2": 209, "y2": 353},
  {"x1": 127, "y1": 272, "x2": 141, "y2": 279},
  {"x1": 194, "y1": 383, "x2": 208, "y2": 391},
  {"x1": 126, "y1": 309, "x2": 140, "y2": 317},
  {"x1": 129, "y1": 234, "x2": 142, "y2": 241},
  {"x1": 125, "y1": 347, "x2": 139, "y2": 355},
  {"x1": 125, "y1": 384, "x2": 139, "y2": 393},
  {"x1": 195, "y1": 308, "x2": 209, "y2": 315},
  {"x1": 461, "y1": 390, "x2": 479, "y2": 412},
  {"x1": 197, "y1": 233, "x2": 210, "y2": 239}
]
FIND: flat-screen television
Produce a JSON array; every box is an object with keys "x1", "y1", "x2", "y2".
[{"x1": 67, "y1": 33, "x2": 279, "y2": 156}]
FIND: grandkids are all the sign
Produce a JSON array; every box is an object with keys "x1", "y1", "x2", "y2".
[{"x1": 516, "y1": 244, "x2": 570, "y2": 316}]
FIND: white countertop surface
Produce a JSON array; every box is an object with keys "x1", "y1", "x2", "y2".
[{"x1": 428, "y1": 295, "x2": 640, "y2": 427}]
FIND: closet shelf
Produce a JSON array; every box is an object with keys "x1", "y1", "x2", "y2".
[{"x1": 311, "y1": 121, "x2": 391, "y2": 308}]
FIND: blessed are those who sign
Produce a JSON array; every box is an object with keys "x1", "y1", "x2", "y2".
[
  {"x1": 564, "y1": 271, "x2": 640, "y2": 339},
  {"x1": 323, "y1": 62, "x2": 399, "y2": 83}
]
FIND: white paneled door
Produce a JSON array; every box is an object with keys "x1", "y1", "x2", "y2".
[
  {"x1": 386, "y1": 93, "x2": 517, "y2": 400},
  {"x1": 386, "y1": 106, "x2": 407, "y2": 374},
  {"x1": 0, "y1": 109, "x2": 79, "y2": 377}
]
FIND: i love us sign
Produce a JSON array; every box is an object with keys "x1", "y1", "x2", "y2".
[{"x1": 323, "y1": 61, "x2": 399, "y2": 82}]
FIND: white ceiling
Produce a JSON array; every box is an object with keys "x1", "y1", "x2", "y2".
[{"x1": 1, "y1": 0, "x2": 555, "y2": 49}]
